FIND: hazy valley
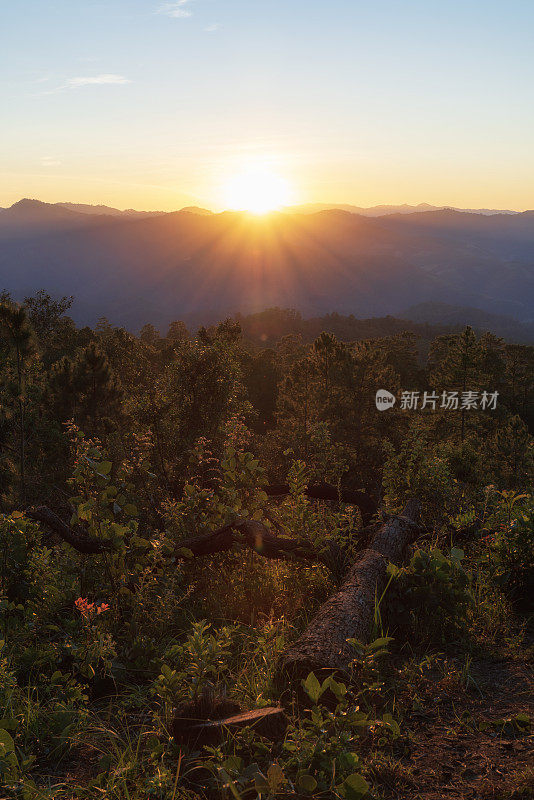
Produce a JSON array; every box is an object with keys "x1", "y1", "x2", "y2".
[{"x1": 1, "y1": 199, "x2": 533, "y2": 331}]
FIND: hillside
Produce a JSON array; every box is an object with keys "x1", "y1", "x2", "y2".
[
  {"x1": 1, "y1": 295, "x2": 532, "y2": 800},
  {"x1": 400, "y1": 303, "x2": 534, "y2": 343},
  {"x1": 1, "y1": 200, "x2": 533, "y2": 329}
]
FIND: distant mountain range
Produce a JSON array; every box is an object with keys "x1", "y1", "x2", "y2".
[
  {"x1": 1, "y1": 199, "x2": 525, "y2": 221},
  {"x1": 287, "y1": 203, "x2": 521, "y2": 217},
  {"x1": 400, "y1": 303, "x2": 534, "y2": 343},
  {"x1": 0, "y1": 199, "x2": 533, "y2": 333},
  {"x1": 58, "y1": 203, "x2": 163, "y2": 219},
  {"x1": 58, "y1": 202, "x2": 214, "y2": 218}
]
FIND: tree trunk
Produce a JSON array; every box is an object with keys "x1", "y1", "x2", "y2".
[{"x1": 277, "y1": 499, "x2": 420, "y2": 681}]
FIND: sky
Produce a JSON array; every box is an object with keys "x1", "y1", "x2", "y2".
[{"x1": 2, "y1": 0, "x2": 534, "y2": 211}]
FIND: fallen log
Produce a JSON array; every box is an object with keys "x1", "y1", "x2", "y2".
[
  {"x1": 264, "y1": 482, "x2": 376, "y2": 525},
  {"x1": 277, "y1": 499, "x2": 421, "y2": 681}
]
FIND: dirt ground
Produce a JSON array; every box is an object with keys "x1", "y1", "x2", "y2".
[{"x1": 392, "y1": 656, "x2": 534, "y2": 800}]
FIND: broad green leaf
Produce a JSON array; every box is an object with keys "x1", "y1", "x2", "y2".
[
  {"x1": 326, "y1": 676, "x2": 347, "y2": 700},
  {"x1": 97, "y1": 461, "x2": 112, "y2": 475},
  {"x1": 222, "y1": 756, "x2": 243, "y2": 774},
  {"x1": 302, "y1": 672, "x2": 322, "y2": 704},
  {"x1": 161, "y1": 664, "x2": 173, "y2": 679},
  {"x1": 0, "y1": 729, "x2": 16, "y2": 752},
  {"x1": 368, "y1": 637, "x2": 394, "y2": 651},
  {"x1": 0, "y1": 728, "x2": 18, "y2": 776},
  {"x1": 298, "y1": 774, "x2": 318, "y2": 793},
  {"x1": 131, "y1": 536, "x2": 150, "y2": 549},
  {"x1": 267, "y1": 763, "x2": 285, "y2": 791},
  {"x1": 342, "y1": 772, "x2": 370, "y2": 799}
]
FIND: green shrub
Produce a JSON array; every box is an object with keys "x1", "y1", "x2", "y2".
[
  {"x1": 487, "y1": 493, "x2": 534, "y2": 607},
  {"x1": 382, "y1": 436, "x2": 457, "y2": 525},
  {"x1": 386, "y1": 547, "x2": 472, "y2": 645}
]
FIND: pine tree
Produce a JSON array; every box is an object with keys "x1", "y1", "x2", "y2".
[
  {"x1": 47, "y1": 355, "x2": 78, "y2": 419},
  {"x1": 490, "y1": 414, "x2": 534, "y2": 488},
  {"x1": 313, "y1": 331, "x2": 340, "y2": 402},
  {"x1": 74, "y1": 342, "x2": 123, "y2": 429},
  {"x1": 0, "y1": 302, "x2": 35, "y2": 502},
  {"x1": 166, "y1": 320, "x2": 189, "y2": 343},
  {"x1": 24, "y1": 290, "x2": 73, "y2": 346},
  {"x1": 503, "y1": 344, "x2": 534, "y2": 430},
  {"x1": 430, "y1": 326, "x2": 486, "y2": 442},
  {"x1": 140, "y1": 323, "x2": 160, "y2": 346},
  {"x1": 270, "y1": 334, "x2": 401, "y2": 488}
]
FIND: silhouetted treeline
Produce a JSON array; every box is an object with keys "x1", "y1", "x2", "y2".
[{"x1": 233, "y1": 308, "x2": 448, "y2": 349}]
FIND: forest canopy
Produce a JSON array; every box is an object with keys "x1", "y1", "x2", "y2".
[{"x1": 0, "y1": 290, "x2": 532, "y2": 799}]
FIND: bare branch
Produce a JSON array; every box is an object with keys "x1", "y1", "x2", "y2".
[
  {"x1": 179, "y1": 518, "x2": 336, "y2": 567},
  {"x1": 26, "y1": 506, "x2": 111, "y2": 554},
  {"x1": 264, "y1": 482, "x2": 376, "y2": 525},
  {"x1": 25, "y1": 508, "x2": 337, "y2": 568}
]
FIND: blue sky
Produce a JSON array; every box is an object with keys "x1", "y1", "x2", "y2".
[{"x1": 2, "y1": 0, "x2": 534, "y2": 210}]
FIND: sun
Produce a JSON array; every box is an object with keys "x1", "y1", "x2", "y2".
[{"x1": 225, "y1": 165, "x2": 292, "y2": 214}]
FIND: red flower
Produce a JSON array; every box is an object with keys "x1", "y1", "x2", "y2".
[
  {"x1": 75, "y1": 597, "x2": 110, "y2": 618},
  {"x1": 75, "y1": 597, "x2": 95, "y2": 618}
]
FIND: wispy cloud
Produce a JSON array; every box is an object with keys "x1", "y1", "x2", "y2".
[
  {"x1": 41, "y1": 156, "x2": 61, "y2": 167},
  {"x1": 40, "y1": 74, "x2": 131, "y2": 95},
  {"x1": 67, "y1": 74, "x2": 131, "y2": 88},
  {"x1": 158, "y1": 1, "x2": 193, "y2": 18},
  {"x1": 204, "y1": 22, "x2": 220, "y2": 32}
]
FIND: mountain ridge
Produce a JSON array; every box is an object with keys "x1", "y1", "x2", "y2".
[
  {"x1": 0, "y1": 199, "x2": 532, "y2": 330},
  {"x1": 1, "y1": 198, "x2": 528, "y2": 219}
]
